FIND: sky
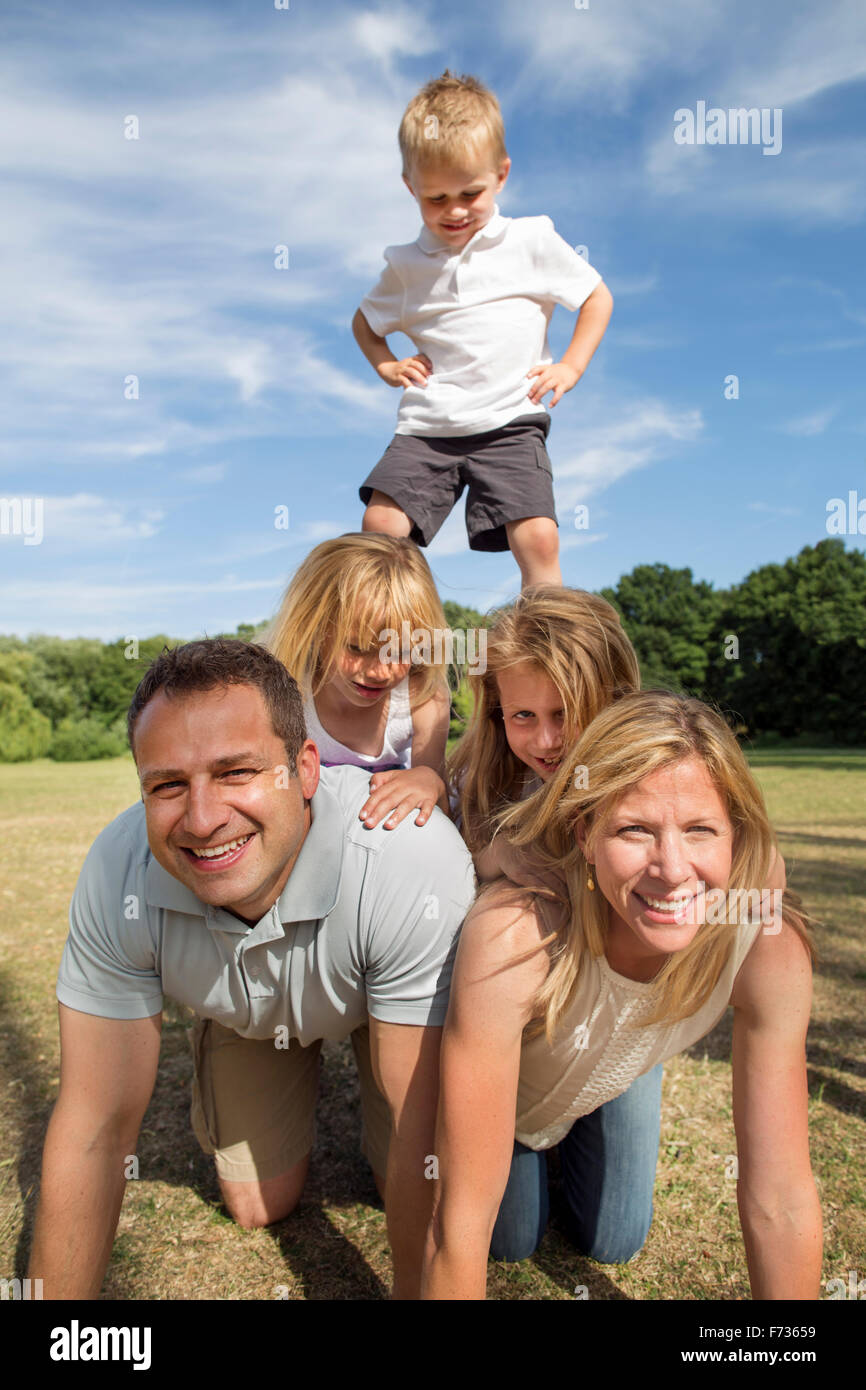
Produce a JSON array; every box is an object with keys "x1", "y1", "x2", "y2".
[{"x1": 1, "y1": 0, "x2": 864, "y2": 640}]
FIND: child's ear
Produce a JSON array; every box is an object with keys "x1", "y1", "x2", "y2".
[
  {"x1": 402, "y1": 172, "x2": 416, "y2": 198},
  {"x1": 496, "y1": 157, "x2": 512, "y2": 189}
]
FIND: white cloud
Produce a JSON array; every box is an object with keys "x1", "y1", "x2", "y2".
[
  {"x1": 181, "y1": 464, "x2": 228, "y2": 484},
  {"x1": 747, "y1": 502, "x2": 802, "y2": 517},
  {"x1": 352, "y1": 9, "x2": 437, "y2": 68},
  {"x1": 41, "y1": 494, "x2": 165, "y2": 547},
  {"x1": 780, "y1": 407, "x2": 838, "y2": 436},
  {"x1": 608, "y1": 272, "x2": 660, "y2": 297},
  {"x1": 427, "y1": 509, "x2": 471, "y2": 558},
  {"x1": 553, "y1": 401, "x2": 704, "y2": 508}
]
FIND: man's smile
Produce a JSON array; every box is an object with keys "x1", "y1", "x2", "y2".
[{"x1": 179, "y1": 832, "x2": 255, "y2": 870}]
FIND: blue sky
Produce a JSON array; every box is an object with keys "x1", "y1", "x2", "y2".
[{"x1": 1, "y1": 0, "x2": 864, "y2": 639}]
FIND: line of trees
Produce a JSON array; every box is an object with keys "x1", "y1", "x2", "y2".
[{"x1": 0, "y1": 541, "x2": 863, "y2": 762}]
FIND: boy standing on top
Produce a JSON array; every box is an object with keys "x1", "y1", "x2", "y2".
[{"x1": 353, "y1": 71, "x2": 613, "y2": 588}]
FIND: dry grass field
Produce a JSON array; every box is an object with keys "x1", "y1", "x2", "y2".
[{"x1": 1, "y1": 749, "x2": 863, "y2": 1300}]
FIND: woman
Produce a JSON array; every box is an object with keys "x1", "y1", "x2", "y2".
[{"x1": 424, "y1": 690, "x2": 821, "y2": 1299}]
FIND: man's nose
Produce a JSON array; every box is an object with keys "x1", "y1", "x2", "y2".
[{"x1": 183, "y1": 780, "x2": 231, "y2": 840}]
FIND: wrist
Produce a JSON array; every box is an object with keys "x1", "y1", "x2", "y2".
[{"x1": 558, "y1": 358, "x2": 584, "y2": 381}]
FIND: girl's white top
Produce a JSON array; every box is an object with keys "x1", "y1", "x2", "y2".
[
  {"x1": 302, "y1": 676, "x2": 413, "y2": 772},
  {"x1": 506, "y1": 862, "x2": 762, "y2": 1150}
]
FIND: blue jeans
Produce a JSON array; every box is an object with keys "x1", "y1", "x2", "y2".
[{"x1": 490, "y1": 1064, "x2": 663, "y2": 1264}]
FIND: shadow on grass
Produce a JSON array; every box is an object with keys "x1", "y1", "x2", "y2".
[
  {"x1": 0, "y1": 968, "x2": 56, "y2": 1281},
  {"x1": 747, "y1": 754, "x2": 866, "y2": 774},
  {"x1": 685, "y1": 997, "x2": 866, "y2": 1120},
  {"x1": 1, "y1": 989, "x2": 390, "y2": 1297},
  {"x1": 780, "y1": 830, "x2": 866, "y2": 857}
]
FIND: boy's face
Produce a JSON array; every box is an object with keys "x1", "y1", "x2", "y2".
[{"x1": 403, "y1": 153, "x2": 511, "y2": 251}]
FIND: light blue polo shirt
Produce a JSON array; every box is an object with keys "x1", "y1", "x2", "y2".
[{"x1": 57, "y1": 765, "x2": 477, "y2": 1044}]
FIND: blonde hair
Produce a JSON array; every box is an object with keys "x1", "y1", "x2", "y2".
[
  {"x1": 492, "y1": 690, "x2": 815, "y2": 1039},
  {"x1": 399, "y1": 70, "x2": 508, "y2": 178},
  {"x1": 448, "y1": 586, "x2": 640, "y2": 853},
  {"x1": 266, "y1": 534, "x2": 448, "y2": 704}
]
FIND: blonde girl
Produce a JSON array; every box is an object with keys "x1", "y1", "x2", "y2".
[
  {"x1": 425, "y1": 691, "x2": 819, "y2": 1299},
  {"x1": 447, "y1": 585, "x2": 640, "y2": 867},
  {"x1": 268, "y1": 534, "x2": 451, "y2": 828}
]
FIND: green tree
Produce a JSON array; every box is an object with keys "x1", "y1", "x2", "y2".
[
  {"x1": 0, "y1": 681, "x2": 52, "y2": 761},
  {"x1": 601, "y1": 564, "x2": 726, "y2": 692},
  {"x1": 706, "y1": 540, "x2": 866, "y2": 742}
]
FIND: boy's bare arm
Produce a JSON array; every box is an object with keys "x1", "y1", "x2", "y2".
[
  {"x1": 527, "y1": 281, "x2": 614, "y2": 406},
  {"x1": 352, "y1": 308, "x2": 433, "y2": 389}
]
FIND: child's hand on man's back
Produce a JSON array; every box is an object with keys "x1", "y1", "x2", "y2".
[
  {"x1": 359, "y1": 766, "x2": 446, "y2": 829},
  {"x1": 379, "y1": 354, "x2": 434, "y2": 390}
]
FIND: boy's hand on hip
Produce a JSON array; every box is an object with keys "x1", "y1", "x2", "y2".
[
  {"x1": 526, "y1": 361, "x2": 581, "y2": 406},
  {"x1": 379, "y1": 355, "x2": 433, "y2": 389}
]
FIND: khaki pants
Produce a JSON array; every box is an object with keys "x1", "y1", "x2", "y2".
[{"x1": 190, "y1": 1018, "x2": 392, "y2": 1183}]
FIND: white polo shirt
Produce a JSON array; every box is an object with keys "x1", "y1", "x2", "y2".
[
  {"x1": 56, "y1": 765, "x2": 477, "y2": 1045},
  {"x1": 359, "y1": 208, "x2": 602, "y2": 437}
]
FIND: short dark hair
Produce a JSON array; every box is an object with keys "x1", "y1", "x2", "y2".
[{"x1": 127, "y1": 639, "x2": 307, "y2": 767}]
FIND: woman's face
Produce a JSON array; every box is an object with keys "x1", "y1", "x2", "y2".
[
  {"x1": 496, "y1": 663, "x2": 568, "y2": 782},
  {"x1": 580, "y1": 756, "x2": 735, "y2": 975}
]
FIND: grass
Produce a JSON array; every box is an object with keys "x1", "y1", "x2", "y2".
[{"x1": 0, "y1": 750, "x2": 864, "y2": 1300}]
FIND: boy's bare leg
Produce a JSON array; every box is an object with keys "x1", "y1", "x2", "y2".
[
  {"x1": 506, "y1": 516, "x2": 562, "y2": 588},
  {"x1": 362, "y1": 489, "x2": 413, "y2": 537}
]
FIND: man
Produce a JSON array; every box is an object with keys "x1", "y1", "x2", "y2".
[{"x1": 28, "y1": 639, "x2": 476, "y2": 1299}]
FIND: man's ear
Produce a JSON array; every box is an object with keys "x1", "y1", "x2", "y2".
[{"x1": 296, "y1": 739, "x2": 320, "y2": 801}]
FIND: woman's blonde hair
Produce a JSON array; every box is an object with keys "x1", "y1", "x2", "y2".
[
  {"x1": 266, "y1": 533, "x2": 448, "y2": 704},
  {"x1": 492, "y1": 689, "x2": 815, "y2": 1038},
  {"x1": 448, "y1": 586, "x2": 640, "y2": 852},
  {"x1": 399, "y1": 70, "x2": 508, "y2": 178}
]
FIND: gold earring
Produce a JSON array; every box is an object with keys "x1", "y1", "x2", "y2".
[{"x1": 586, "y1": 868, "x2": 595, "y2": 892}]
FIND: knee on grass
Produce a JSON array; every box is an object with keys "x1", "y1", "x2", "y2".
[{"x1": 219, "y1": 1165, "x2": 308, "y2": 1229}]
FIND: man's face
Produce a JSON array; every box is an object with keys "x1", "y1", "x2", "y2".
[
  {"x1": 134, "y1": 684, "x2": 319, "y2": 924},
  {"x1": 403, "y1": 153, "x2": 510, "y2": 251}
]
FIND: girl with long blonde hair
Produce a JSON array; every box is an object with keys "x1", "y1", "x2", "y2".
[
  {"x1": 425, "y1": 691, "x2": 819, "y2": 1299},
  {"x1": 267, "y1": 533, "x2": 451, "y2": 828},
  {"x1": 448, "y1": 585, "x2": 640, "y2": 858}
]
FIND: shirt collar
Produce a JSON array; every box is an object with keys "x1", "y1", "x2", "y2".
[
  {"x1": 416, "y1": 206, "x2": 508, "y2": 256},
  {"x1": 144, "y1": 776, "x2": 344, "y2": 931}
]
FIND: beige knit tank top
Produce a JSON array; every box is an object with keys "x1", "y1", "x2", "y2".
[{"x1": 488, "y1": 846, "x2": 763, "y2": 1150}]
